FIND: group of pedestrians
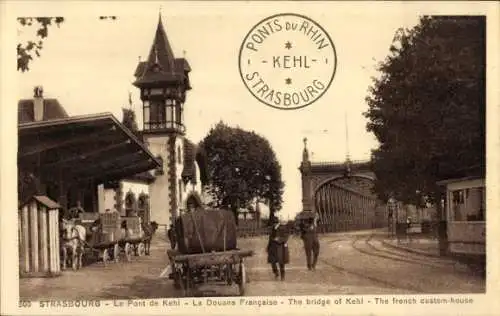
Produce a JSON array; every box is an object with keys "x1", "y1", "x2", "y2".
[{"x1": 266, "y1": 211, "x2": 320, "y2": 281}]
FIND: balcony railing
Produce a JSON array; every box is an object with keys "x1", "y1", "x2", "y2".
[{"x1": 144, "y1": 121, "x2": 185, "y2": 133}]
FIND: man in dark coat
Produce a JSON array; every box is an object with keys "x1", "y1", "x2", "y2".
[
  {"x1": 300, "y1": 213, "x2": 320, "y2": 271},
  {"x1": 167, "y1": 223, "x2": 176, "y2": 249},
  {"x1": 267, "y1": 217, "x2": 290, "y2": 281}
]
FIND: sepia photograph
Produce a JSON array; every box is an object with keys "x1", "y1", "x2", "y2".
[{"x1": 1, "y1": 1, "x2": 499, "y2": 315}]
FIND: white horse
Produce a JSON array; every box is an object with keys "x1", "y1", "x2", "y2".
[{"x1": 61, "y1": 219, "x2": 86, "y2": 270}]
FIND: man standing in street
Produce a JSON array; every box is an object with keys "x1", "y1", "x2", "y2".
[
  {"x1": 300, "y1": 212, "x2": 320, "y2": 271},
  {"x1": 167, "y1": 223, "x2": 176, "y2": 250},
  {"x1": 267, "y1": 217, "x2": 290, "y2": 281}
]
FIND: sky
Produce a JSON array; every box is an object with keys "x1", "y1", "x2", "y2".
[{"x1": 14, "y1": 2, "x2": 423, "y2": 219}]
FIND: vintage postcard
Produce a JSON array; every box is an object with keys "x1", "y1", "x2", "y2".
[{"x1": 1, "y1": 1, "x2": 499, "y2": 315}]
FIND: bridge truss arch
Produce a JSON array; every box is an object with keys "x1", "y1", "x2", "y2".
[
  {"x1": 299, "y1": 156, "x2": 388, "y2": 233},
  {"x1": 313, "y1": 175, "x2": 386, "y2": 233}
]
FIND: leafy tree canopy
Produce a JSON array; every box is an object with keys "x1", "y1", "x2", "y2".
[
  {"x1": 199, "y1": 121, "x2": 284, "y2": 223},
  {"x1": 364, "y1": 16, "x2": 485, "y2": 204},
  {"x1": 17, "y1": 17, "x2": 64, "y2": 72},
  {"x1": 121, "y1": 108, "x2": 141, "y2": 139}
]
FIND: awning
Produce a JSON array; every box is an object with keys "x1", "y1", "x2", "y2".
[
  {"x1": 18, "y1": 112, "x2": 161, "y2": 184},
  {"x1": 436, "y1": 176, "x2": 484, "y2": 186}
]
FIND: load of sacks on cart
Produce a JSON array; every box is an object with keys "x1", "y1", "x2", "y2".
[{"x1": 59, "y1": 211, "x2": 158, "y2": 271}]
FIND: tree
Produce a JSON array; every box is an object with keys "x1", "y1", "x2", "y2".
[
  {"x1": 199, "y1": 121, "x2": 284, "y2": 224},
  {"x1": 121, "y1": 108, "x2": 141, "y2": 139},
  {"x1": 364, "y1": 16, "x2": 485, "y2": 204},
  {"x1": 17, "y1": 17, "x2": 65, "y2": 72}
]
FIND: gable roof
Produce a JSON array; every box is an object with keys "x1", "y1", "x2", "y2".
[
  {"x1": 18, "y1": 98, "x2": 69, "y2": 124},
  {"x1": 18, "y1": 112, "x2": 162, "y2": 186}
]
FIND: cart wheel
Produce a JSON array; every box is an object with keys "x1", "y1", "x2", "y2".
[
  {"x1": 125, "y1": 243, "x2": 132, "y2": 262},
  {"x1": 137, "y1": 242, "x2": 146, "y2": 257},
  {"x1": 227, "y1": 265, "x2": 233, "y2": 285},
  {"x1": 238, "y1": 262, "x2": 246, "y2": 296},
  {"x1": 102, "y1": 249, "x2": 109, "y2": 266},
  {"x1": 183, "y1": 267, "x2": 192, "y2": 297},
  {"x1": 113, "y1": 244, "x2": 120, "y2": 263},
  {"x1": 184, "y1": 282, "x2": 192, "y2": 297},
  {"x1": 173, "y1": 269, "x2": 182, "y2": 290}
]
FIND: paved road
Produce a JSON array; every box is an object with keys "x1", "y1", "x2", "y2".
[{"x1": 19, "y1": 230, "x2": 485, "y2": 300}]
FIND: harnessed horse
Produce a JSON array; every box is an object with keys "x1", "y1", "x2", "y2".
[
  {"x1": 141, "y1": 221, "x2": 158, "y2": 255},
  {"x1": 60, "y1": 219, "x2": 86, "y2": 270}
]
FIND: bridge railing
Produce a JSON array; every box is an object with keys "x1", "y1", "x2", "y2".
[{"x1": 310, "y1": 159, "x2": 371, "y2": 166}]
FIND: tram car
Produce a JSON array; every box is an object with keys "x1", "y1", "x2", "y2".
[{"x1": 437, "y1": 176, "x2": 485, "y2": 266}]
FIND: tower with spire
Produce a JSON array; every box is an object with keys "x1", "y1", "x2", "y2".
[
  {"x1": 133, "y1": 13, "x2": 191, "y2": 134},
  {"x1": 132, "y1": 13, "x2": 193, "y2": 226}
]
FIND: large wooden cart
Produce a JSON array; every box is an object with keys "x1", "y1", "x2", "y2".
[
  {"x1": 77, "y1": 212, "x2": 140, "y2": 265},
  {"x1": 73, "y1": 213, "x2": 111, "y2": 266},
  {"x1": 119, "y1": 216, "x2": 148, "y2": 260},
  {"x1": 167, "y1": 249, "x2": 254, "y2": 297},
  {"x1": 81, "y1": 234, "x2": 142, "y2": 266}
]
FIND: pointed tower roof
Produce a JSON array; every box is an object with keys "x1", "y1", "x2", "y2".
[
  {"x1": 133, "y1": 14, "x2": 191, "y2": 88},
  {"x1": 148, "y1": 14, "x2": 175, "y2": 72}
]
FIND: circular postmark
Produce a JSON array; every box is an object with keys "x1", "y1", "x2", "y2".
[{"x1": 239, "y1": 13, "x2": 337, "y2": 110}]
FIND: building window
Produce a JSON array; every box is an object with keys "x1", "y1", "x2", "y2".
[
  {"x1": 125, "y1": 191, "x2": 137, "y2": 217},
  {"x1": 177, "y1": 145, "x2": 182, "y2": 164},
  {"x1": 450, "y1": 187, "x2": 485, "y2": 222},
  {"x1": 143, "y1": 100, "x2": 150, "y2": 129},
  {"x1": 178, "y1": 179, "x2": 183, "y2": 208},
  {"x1": 148, "y1": 101, "x2": 166, "y2": 129},
  {"x1": 175, "y1": 104, "x2": 182, "y2": 125}
]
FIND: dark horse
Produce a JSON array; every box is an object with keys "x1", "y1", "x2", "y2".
[{"x1": 141, "y1": 221, "x2": 158, "y2": 255}]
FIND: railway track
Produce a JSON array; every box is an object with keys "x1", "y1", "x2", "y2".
[
  {"x1": 319, "y1": 236, "x2": 424, "y2": 293},
  {"x1": 354, "y1": 235, "x2": 472, "y2": 275},
  {"x1": 355, "y1": 235, "x2": 448, "y2": 268},
  {"x1": 318, "y1": 233, "x2": 484, "y2": 295}
]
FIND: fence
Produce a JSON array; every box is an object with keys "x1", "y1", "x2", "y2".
[
  {"x1": 159, "y1": 223, "x2": 269, "y2": 244},
  {"x1": 389, "y1": 220, "x2": 441, "y2": 241}
]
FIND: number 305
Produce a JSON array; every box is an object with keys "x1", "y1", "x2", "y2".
[{"x1": 18, "y1": 301, "x2": 31, "y2": 308}]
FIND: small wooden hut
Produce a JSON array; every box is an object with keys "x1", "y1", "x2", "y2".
[{"x1": 19, "y1": 195, "x2": 61, "y2": 278}]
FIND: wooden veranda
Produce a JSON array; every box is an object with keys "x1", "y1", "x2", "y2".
[{"x1": 18, "y1": 112, "x2": 161, "y2": 277}]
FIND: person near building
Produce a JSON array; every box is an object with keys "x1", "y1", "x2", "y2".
[
  {"x1": 406, "y1": 216, "x2": 413, "y2": 243},
  {"x1": 186, "y1": 194, "x2": 202, "y2": 213},
  {"x1": 66, "y1": 200, "x2": 85, "y2": 220},
  {"x1": 167, "y1": 223, "x2": 176, "y2": 249},
  {"x1": 266, "y1": 217, "x2": 290, "y2": 281}
]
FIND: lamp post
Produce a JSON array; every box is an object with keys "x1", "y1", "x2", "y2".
[{"x1": 388, "y1": 196, "x2": 395, "y2": 237}]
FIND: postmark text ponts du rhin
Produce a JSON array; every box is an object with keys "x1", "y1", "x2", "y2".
[{"x1": 239, "y1": 13, "x2": 337, "y2": 110}]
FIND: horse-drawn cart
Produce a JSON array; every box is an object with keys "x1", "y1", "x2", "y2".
[
  {"x1": 76, "y1": 212, "x2": 147, "y2": 266},
  {"x1": 166, "y1": 208, "x2": 254, "y2": 296},
  {"x1": 60, "y1": 211, "x2": 157, "y2": 270},
  {"x1": 60, "y1": 215, "x2": 122, "y2": 269},
  {"x1": 120, "y1": 216, "x2": 149, "y2": 260},
  {"x1": 77, "y1": 212, "x2": 124, "y2": 266},
  {"x1": 167, "y1": 249, "x2": 253, "y2": 296}
]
